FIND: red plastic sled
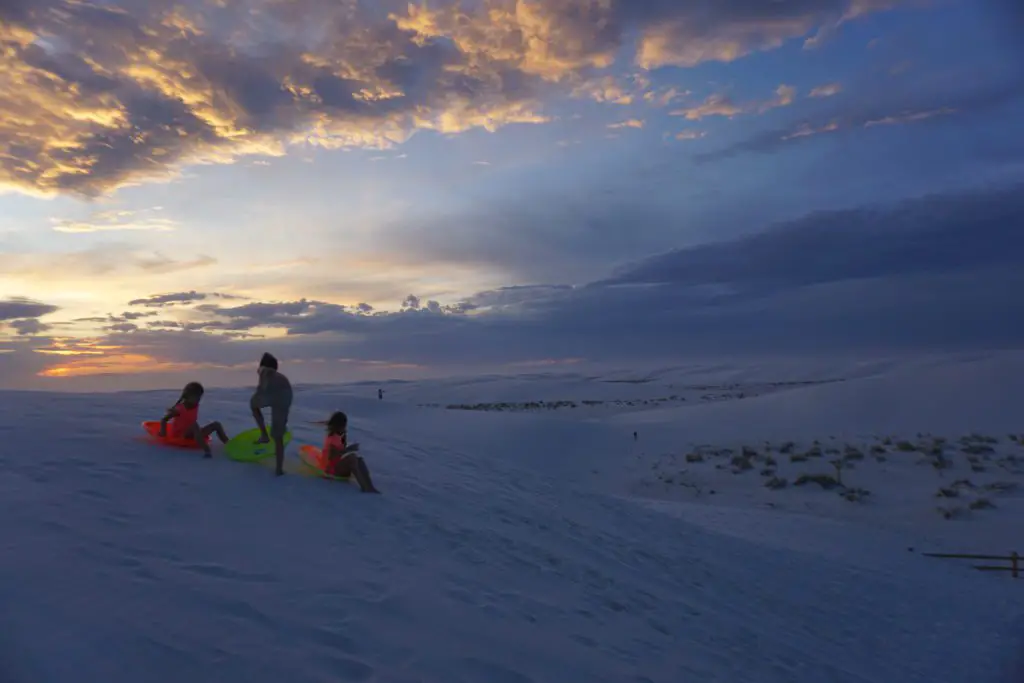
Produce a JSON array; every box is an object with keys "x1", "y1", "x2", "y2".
[{"x1": 142, "y1": 420, "x2": 210, "y2": 449}]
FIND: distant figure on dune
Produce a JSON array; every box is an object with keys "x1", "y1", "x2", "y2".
[
  {"x1": 378, "y1": 388, "x2": 383, "y2": 401},
  {"x1": 251, "y1": 352, "x2": 292, "y2": 477},
  {"x1": 633, "y1": 431, "x2": 638, "y2": 441}
]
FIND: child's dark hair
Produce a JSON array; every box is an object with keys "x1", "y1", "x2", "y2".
[
  {"x1": 177, "y1": 381, "x2": 204, "y2": 404},
  {"x1": 326, "y1": 411, "x2": 348, "y2": 434}
]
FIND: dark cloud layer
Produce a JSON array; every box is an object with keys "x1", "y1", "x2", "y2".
[
  {"x1": 0, "y1": 298, "x2": 57, "y2": 321},
  {"x1": 4, "y1": 182, "x2": 1024, "y2": 388}
]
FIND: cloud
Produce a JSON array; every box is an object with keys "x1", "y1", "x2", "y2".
[
  {"x1": 0, "y1": 0, "x2": 915, "y2": 198},
  {"x1": 128, "y1": 291, "x2": 242, "y2": 307},
  {"x1": 809, "y1": 82, "x2": 843, "y2": 98},
  {"x1": 0, "y1": 297, "x2": 58, "y2": 321},
  {"x1": 607, "y1": 119, "x2": 644, "y2": 129},
  {"x1": 50, "y1": 208, "x2": 177, "y2": 234},
  {"x1": 8, "y1": 181, "x2": 1022, "y2": 390},
  {"x1": 632, "y1": 0, "x2": 907, "y2": 69},
  {"x1": 674, "y1": 130, "x2": 707, "y2": 141},
  {"x1": 670, "y1": 85, "x2": 795, "y2": 121},
  {"x1": 694, "y1": 73, "x2": 1024, "y2": 163}
]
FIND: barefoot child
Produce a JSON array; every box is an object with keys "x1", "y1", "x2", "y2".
[
  {"x1": 321, "y1": 411, "x2": 380, "y2": 493},
  {"x1": 159, "y1": 381, "x2": 229, "y2": 457},
  {"x1": 251, "y1": 352, "x2": 292, "y2": 476}
]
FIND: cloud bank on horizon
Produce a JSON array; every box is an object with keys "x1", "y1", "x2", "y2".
[{"x1": 0, "y1": 0, "x2": 1022, "y2": 389}]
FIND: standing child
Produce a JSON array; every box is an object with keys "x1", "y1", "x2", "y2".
[
  {"x1": 159, "y1": 381, "x2": 229, "y2": 457},
  {"x1": 251, "y1": 352, "x2": 293, "y2": 477},
  {"x1": 322, "y1": 411, "x2": 380, "y2": 493}
]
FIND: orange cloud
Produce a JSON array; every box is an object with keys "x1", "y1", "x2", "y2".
[
  {"x1": 607, "y1": 119, "x2": 644, "y2": 130},
  {"x1": 671, "y1": 85, "x2": 795, "y2": 121}
]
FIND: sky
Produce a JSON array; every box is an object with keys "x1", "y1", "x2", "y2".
[{"x1": 1, "y1": 0, "x2": 1023, "y2": 391}]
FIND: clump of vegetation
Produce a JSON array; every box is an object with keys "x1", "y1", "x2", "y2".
[
  {"x1": 778, "y1": 441, "x2": 796, "y2": 454},
  {"x1": 765, "y1": 476, "x2": 788, "y2": 490},
  {"x1": 806, "y1": 444, "x2": 822, "y2": 458},
  {"x1": 935, "y1": 487, "x2": 959, "y2": 498},
  {"x1": 730, "y1": 455, "x2": 754, "y2": 472},
  {"x1": 969, "y1": 498, "x2": 996, "y2": 511},
  {"x1": 842, "y1": 487, "x2": 870, "y2": 502},
  {"x1": 790, "y1": 453, "x2": 809, "y2": 463},
  {"x1": 764, "y1": 455, "x2": 777, "y2": 467},
  {"x1": 962, "y1": 444, "x2": 995, "y2": 456},
  {"x1": 741, "y1": 446, "x2": 759, "y2": 459},
  {"x1": 936, "y1": 506, "x2": 968, "y2": 520},
  {"x1": 760, "y1": 468, "x2": 776, "y2": 477},
  {"x1": 951, "y1": 478, "x2": 976, "y2": 489},
  {"x1": 843, "y1": 446, "x2": 865, "y2": 461},
  {"x1": 896, "y1": 441, "x2": 917, "y2": 452},
  {"x1": 871, "y1": 444, "x2": 887, "y2": 455},
  {"x1": 794, "y1": 473, "x2": 841, "y2": 490},
  {"x1": 931, "y1": 454, "x2": 953, "y2": 471},
  {"x1": 984, "y1": 481, "x2": 1019, "y2": 494},
  {"x1": 685, "y1": 452, "x2": 704, "y2": 463}
]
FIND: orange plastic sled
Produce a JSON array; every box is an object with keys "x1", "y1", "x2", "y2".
[{"x1": 142, "y1": 420, "x2": 210, "y2": 449}]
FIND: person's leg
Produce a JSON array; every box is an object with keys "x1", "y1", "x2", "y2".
[
  {"x1": 201, "y1": 421, "x2": 229, "y2": 444},
  {"x1": 186, "y1": 422, "x2": 211, "y2": 457},
  {"x1": 270, "y1": 403, "x2": 290, "y2": 476},
  {"x1": 251, "y1": 394, "x2": 269, "y2": 443},
  {"x1": 349, "y1": 455, "x2": 380, "y2": 493}
]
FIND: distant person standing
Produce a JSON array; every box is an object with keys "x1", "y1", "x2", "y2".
[
  {"x1": 633, "y1": 431, "x2": 638, "y2": 441},
  {"x1": 378, "y1": 388, "x2": 383, "y2": 401},
  {"x1": 251, "y1": 352, "x2": 292, "y2": 477}
]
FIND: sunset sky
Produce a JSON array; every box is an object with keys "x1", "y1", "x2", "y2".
[{"x1": 2, "y1": 0, "x2": 1023, "y2": 390}]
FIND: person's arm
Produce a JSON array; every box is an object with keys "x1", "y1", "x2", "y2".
[{"x1": 160, "y1": 406, "x2": 180, "y2": 427}]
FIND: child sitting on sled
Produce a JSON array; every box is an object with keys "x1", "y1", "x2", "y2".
[
  {"x1": 321, "y1": 411, "x2": 380, "y2": 493},
  {"x1": 159, "y1": 381, "x2": 229, "y2": 457}
]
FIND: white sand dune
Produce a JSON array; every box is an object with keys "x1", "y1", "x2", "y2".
[{"x1": 1, "y1": 351, "x2": 1023, "y2": 682}]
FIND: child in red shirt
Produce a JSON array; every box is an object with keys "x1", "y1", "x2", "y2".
[
  {"x1": 159, "y1": 382, "x2": 228, "y2": 457},
  {"x1": 322, "y1": 411, "x2": 380, "y2": 493}
]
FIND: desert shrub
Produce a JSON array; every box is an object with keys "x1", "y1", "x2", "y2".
[
  {"x1": 741, "y1": 446, "x2": 758, "y2": 458},
  {"x1": 842, "y1": 487, "x2": 870, "y2": 502},
  {"x1": 765, "y1": 455, "x2": 777, "y2": 467},
  {"x1": 896, "y1": 441, "x2": 917, "y2": 452},
  {"x1": 969, "y1": 498, "x2": 996, "y2": 510},
  {"x1": 843, "y1": 446, "x2": 865, "y2": 461},
  {"x1": 794, "y1": 473, "x2": 841, "y2": 490},
  {"x1": 984, "y1": 481, "x2": 1019, "y2": 493},
  {"x1": 779, "y1": 441, "x2": 796, "y2": 454},
  {"x1": 685, "y1": 452, "x2": 704, "y2": 463},
  {"x1": 871, "y1": 444, "x2": 887, "y2": 454},
  {"x1": 730, "y1": 455, "x2": 754, "y2": 472},
  {"x1": 936, "y1": 506, "x2": 967, "y2": 520},
  {"x1": 790, "y1": 453, "x2": 809, "y2": 463},
  {"x1": 962, "y1": 444, "x2": 995, "y2": 455},
  {"x1": 935, "y1": 487, "x2": 959, "y2": 498},
  {"x1": 760, "y1": 468, "x2": 776, "y2": 477},
  {"x1": 765, "y1": 476, "x2": 788, "y2": 490}
]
